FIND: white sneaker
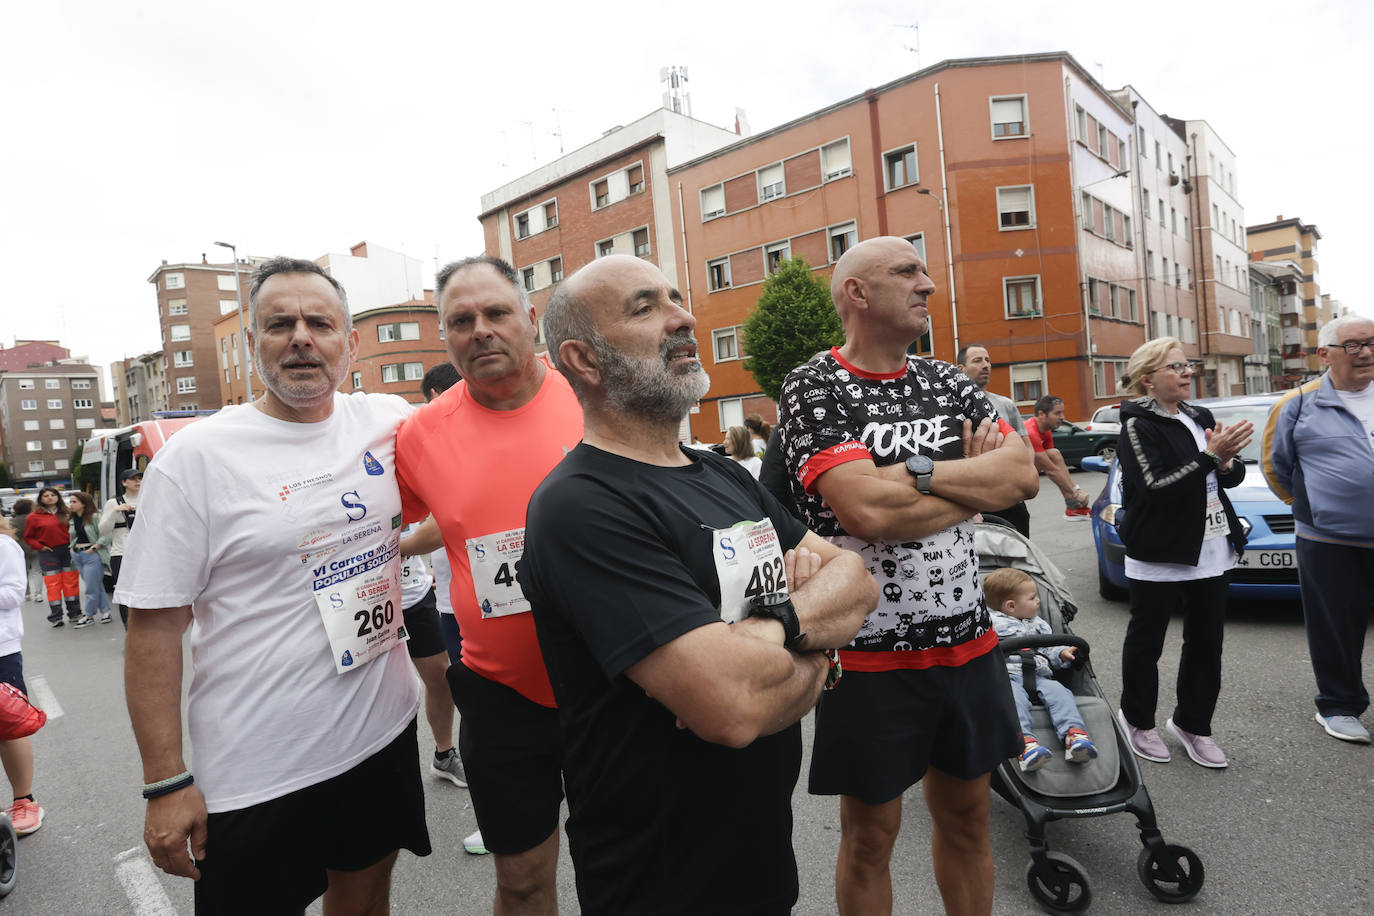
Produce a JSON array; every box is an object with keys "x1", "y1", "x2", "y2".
[
  {"x1": 463, "y1": 829, "x2": 489, "y2": 855},
  {"x1": 1315, "y1": 711, "x2": 1371, "y2": 744}
]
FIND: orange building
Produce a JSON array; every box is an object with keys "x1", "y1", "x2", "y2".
[
  {"x1": 671, "y1": 52, "x2": 1148, "y2": 438},
  {"x1": 345, "y1": 296, "x2": 447, "y2": 404}
]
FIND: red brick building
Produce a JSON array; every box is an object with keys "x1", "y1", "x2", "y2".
[
  {"x1": 148, "y1": 257, "x2": 253, "y2": 410},
  {"x1": 0, "y1": 340, "x2": 72, "y2": 372},
  {"x1": 345, "y1": 296, "x2": 448, "y2": 404}
]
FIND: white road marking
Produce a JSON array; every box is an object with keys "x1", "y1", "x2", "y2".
[
  {"x1": 26, "y1": 675, "x2": 63, "y2": 721},
  {"x1": 114, "y1": 847, "x2": 178, "y2": 916}
]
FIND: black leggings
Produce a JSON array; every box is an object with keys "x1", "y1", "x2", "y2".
[
  {"x1": 1120, "y1": 574, "x2": 1228, "y2": 736},
  {"x1": 104, "y1": 555, "x2": 127, "y2": 628}
]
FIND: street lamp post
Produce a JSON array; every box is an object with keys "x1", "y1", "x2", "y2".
[{"x1": 213, "y1": 241, "x2": 253, "y2": 401}]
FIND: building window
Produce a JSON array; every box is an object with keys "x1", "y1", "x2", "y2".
[
  {"x1": 718, "y1": 397, "x2": 744, "y2": 432},
  {"x1": 1074, "y1": 105, "x2": 1087, "y2": 142},
  {"x1": 821, "y1": 138, "x2": 852, "y2": 179},
  {"x1": 18, "y1": 380, "x2": 33, "y2": 390},
  {"x1": 51, "y1": 439, "x2": 67, "y2": 451},
  {"x1": 381, "y1": 364, "x2": 400, "y2": 383},
  {"x1": 758, "y1": 163, "x2": 784, "y2": 201},
  {"x1": 403, "y1": 362, "x2": 424, "y2": 381},
  {"x1": 516, "y1": 213, "x2": 530, "y2": 239},
  {"x1": 1123, "y1": 214, "x2": 1132, "y2": 243},
  {"x1": 174, "y1": 350, "x2": 193, "y2": 367},
  {"x1": 522, "y1": 267, "x2": 536, "y2": 291},
  {"x1": 1004, "y1": 276, "x2": 1042, "y2": 318},
  {"x1": 701, "y1": 184, "x2": 725, "y2": 220},
  {"x1": 76, "y1": 417, "x2": 95, "y2": 429},
  {"x1": 1097, "y1": 123, "x2": 1109, "y2": 158},
  {"x1": 218, "y1": 274, "x2": 237, "y2": 291},
  {"x1": 1093, "y1": 359, "x2": 1130, "y2": 397},
  {"x1": 352, "y1": 371, "x2": 363, "y2": 390},
  {"x1": 1154, "y1": 141, "x2": 1162, "y2": 169},
  {"x1": 765, "y1": 241, "x2": 790, "y2": 276},
  {"x1": 218, "y1": 298, "x2": 237, "y2": 315},
  {"x1": 996, "y1": 185, "x2": 1035, "y2": 229},
  {"x1": 25, "y1": 441, "x2": 41, "y2": 452},
  {"x1": 989, "y1": 95, "x2": 1027, "y2": 138},
  {"x1": 713, "y1": 326, "x2": 742, "y2": 362},
  {"x1": 597, "y1": 239, "x2": 615, "y2": 258},
  {"x1": 165, "y1": 272, "x2": 184, "y2": 290},
  {"x1": 170, "y1": 324, "x2": 190, "y2": 342},
  {"x1": 884, "y1": 144, "x2": 917, "y2": 190},
  {"x1": 633, "y1": 228, "x2": 651, "y2": 258},
  {"x1": 378, "y1": 322, "x2": 421, "y2": 342},
  {"x1": 549, "y1": 257, "x2": 563, "y2": 283},
  {"x1": 169, "y1": 299, "x2": 187, "y2": 315},
  {"x1": 71, "y1": 379, "x2": 91, "y2": 390},
  {"x1": 905, "y1": 233, "x2": 926, "y2": 261},
  {"x1": 44, "y1": 379, "x2": 59, "y2": 389},
  {"x1": 46, "y1": 399, "x2": 62, "y2": 409},
  {"x1": 1158, "y1": 198, "x2": 1165, "y2": 225},
  {"x1": 176, "y1": 378, "x2": 197, "y2": 394},
  {"x1": 593, "y1": 179, "x2": 610, "y2": 208},
  {"x1": 1010, "y1": 363, "x2": 1047, "y2": 405},
  {"x1": 27, "y1": 461, "x2": 43, "y2": 473},
  {"x1": 1102, "y1": 203, "x2": 1116, "y2": 241},
  {"x1": 20, "y1": 400, "x2": 35, "y2": 410},
  {"x1": 54, "y1": 459, "x2": 69, "y2": 470},
  {"x1": 22, "y1": 420, "x2": 37, "y2": 431},
  {"x1": 707, "y1": 257, "x2": 731, "y2": 291},
  {"x1": 71, "y1": 398, "x2": 91, "y2": 410},
  {"x1": 829, "y1": 222, "x2": 858, "y2": 261},
  {"x1": 48, "y1": 418, "x2": 64, "y2": 429},
  {"x1": 1088, "y1": 277, "x2": 1105, "y2": 314},
  {"x1": 544, "y1": 201, "x2": 558, "y2": 228},
  {"x1": 627, "y1": 164, "x2": 644, "y2": 194}
]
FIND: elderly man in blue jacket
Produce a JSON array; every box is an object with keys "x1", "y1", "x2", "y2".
[{"x1": 1263, "y1": 314, "x2": 1374, "y2": 744}]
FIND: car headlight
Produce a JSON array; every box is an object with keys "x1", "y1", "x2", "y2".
[
  {"x1": 1100, "y1": 503, "x2": 1122, "y2": 525},
  {"x1": 1238, "y1": 517, "x2": 1252, "y2": 537}
]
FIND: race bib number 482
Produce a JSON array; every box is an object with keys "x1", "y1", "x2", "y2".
[{"x1": 712, "y1": 519, "x2": 788, "y2": 623}]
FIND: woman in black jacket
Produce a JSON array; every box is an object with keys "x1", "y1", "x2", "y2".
[{"x1": 1115, "y1": 338, "x2": 1252, "y2": 769}]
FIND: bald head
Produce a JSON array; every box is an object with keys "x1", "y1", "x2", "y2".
[{"x1": 827, "y1": 236, "x2": 936, "y2": 343}]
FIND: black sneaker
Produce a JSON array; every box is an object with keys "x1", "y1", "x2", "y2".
[
  {"x1": 72, "y1": 615, "x2": 95, "y2": 629},
  {"x1": 49, "y1": 619, "x2": 64, "y2": 628}
]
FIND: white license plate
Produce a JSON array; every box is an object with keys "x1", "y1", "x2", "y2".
[{"x1": 1237, "y1": 549, "x2": 1296, "y2": 569}]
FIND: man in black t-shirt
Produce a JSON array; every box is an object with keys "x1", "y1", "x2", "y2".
[
  {"x1": 520, "y1": 255, "x2": 876, "y2": 914},
  {"x1": 778, "y1": 237, "x2": 1038, "y2": 915}
]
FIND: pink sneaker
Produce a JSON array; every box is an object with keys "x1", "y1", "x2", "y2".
[
  {"x1": 1118, "y1": 709, "x2": 1170, "y2": 762},
  {"x1": 9, "y1": 798, "x2": 43, "y2": 836},
  {"x1": 1166, "y1": 718, "x2": 1227, "y2": 768}
]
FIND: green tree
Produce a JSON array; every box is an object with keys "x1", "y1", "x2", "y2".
[
  {"x1": 741, "y1": 257, "x2": 844, "y2": 402},
  {"x1": 69, "y1": 444, "x2": 86, "y2": 489}
]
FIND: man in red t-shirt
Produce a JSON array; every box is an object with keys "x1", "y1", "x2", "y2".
[
  {"x1": 396, "y1": 256, "x2": 582, "y2": 913},
  {"x1": 1025, "y1": 395, "x2": 1092, "y2": 520}
]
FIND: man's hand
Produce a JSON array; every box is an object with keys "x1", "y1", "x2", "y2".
[
  {"x1": 145, "y1": 785, "x2": 208, "y2": 880},
  {"x1": 784, "y1": 545, "x2": 822, "y2": 592},
  {"x1": 962, "y1": 418, "x2": 1003, "y2": 458}
]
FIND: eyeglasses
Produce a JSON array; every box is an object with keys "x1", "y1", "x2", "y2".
[
  {"x1": 1154, "y1": 361, "x2": 1194, "y2": 375},
  {"x1": 1336, "y1": 338, "x2": 1374, "y2": 355}
]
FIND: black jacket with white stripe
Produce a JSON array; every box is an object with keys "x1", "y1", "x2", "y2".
[{"x1": 1116, "y1": 397, "x2": 1247, "y2": 566}]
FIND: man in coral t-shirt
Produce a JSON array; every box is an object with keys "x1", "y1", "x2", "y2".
[
  {"x1": 396, "y1": 256, "x2": 582, "y2": 913},
  {"x1": 1025, "y1": 395, "x2": 1092, "y2": 520}
]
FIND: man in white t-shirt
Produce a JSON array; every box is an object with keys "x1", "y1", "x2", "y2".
[
  {"x1": 1263, "y1": 314, "x2": 1374, "y2": 744},
  {"x1": 119, "y1": 258, "x2": 430, "y2": 914}
]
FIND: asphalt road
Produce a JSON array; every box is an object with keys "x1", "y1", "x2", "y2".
[{"x1": 5, "y1": 471, "x2": 1372, "y2": 914}]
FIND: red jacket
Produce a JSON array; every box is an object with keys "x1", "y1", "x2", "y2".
[{"x1": 23, "y1": 510, "x2": 69, "y2": 552}]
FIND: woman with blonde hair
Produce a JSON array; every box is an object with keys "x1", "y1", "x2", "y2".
[
  {"x1": 1113, "y1": 336, "x2": 1253, "y2": 769},
  {"x1": 725, "y1": 426, "x2": 763, "y2": 479}
]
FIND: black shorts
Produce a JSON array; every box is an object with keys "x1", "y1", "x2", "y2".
[
  {"x1": 447, "y1": 660, "x2": 563, "y2": 855},
  {"x1": 439, "y1": 612, "x2": 462, "y2": 664},
  {"x1": 0, "y1": 652, "x2": 25, "y2": 694},
  {"x1": 809, "y1": 648, "x2": 1021, "y2": 805},
  {"x1": 195, "y1": 718, "x2": 431, "y2": 915},
  {"x1": 402, "y1": 587, "x2": 446, "y2": 659}
]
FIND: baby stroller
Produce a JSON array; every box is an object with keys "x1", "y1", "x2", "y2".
[{"x1": 975, "y1": 517, "x2": 1203, "y2": 913}]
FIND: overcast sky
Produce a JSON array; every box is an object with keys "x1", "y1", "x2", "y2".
[{"x1": 2, "y1": 0, "x2": 1367, "y2": 395}]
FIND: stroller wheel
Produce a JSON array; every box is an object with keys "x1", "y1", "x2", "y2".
[
  {"x1": 0, "y1": 816, "x2": 16, "y2": 897},
  {"x1": 1137, "y1": 843, "x2": 1204, "y2": 903},
  {"x1": 1026, "y1": 852, "x2": 1091, "y2": 913}
]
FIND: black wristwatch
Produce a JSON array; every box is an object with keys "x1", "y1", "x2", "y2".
[
  {"x1": 905, "y1": 454, "x2": 935, "y2": 494},
  {"x1": 748, "y1": 592, "x2": 807, "y2": 651}
]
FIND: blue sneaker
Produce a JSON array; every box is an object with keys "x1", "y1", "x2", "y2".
[
  {"x1": 1019, "y1": 740, "x2": 1052, "y2": 773},
  {"x1": 1064, "y1": 728, "x2": 1098, "y2": 763}
]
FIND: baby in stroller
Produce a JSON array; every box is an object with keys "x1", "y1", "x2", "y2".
[{"x1": 986, "y1": 568, "x2": 1099, "y2": 772}]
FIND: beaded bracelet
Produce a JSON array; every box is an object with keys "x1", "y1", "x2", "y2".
[
  {"x1": 142, "y1": 771, "x2": 194, "y2": 799},
  {"x1": 1202, "y1": 448, "x2": 1220, "y2": 464}
]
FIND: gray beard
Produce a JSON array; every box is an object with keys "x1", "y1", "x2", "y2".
[{"x1": 594, "y1": 333, "x2": 711, "y2": 425}]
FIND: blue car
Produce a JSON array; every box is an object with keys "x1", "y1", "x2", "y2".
[{"x1": 1083, "y1": 392, "x2": 1300, "y2": 603}]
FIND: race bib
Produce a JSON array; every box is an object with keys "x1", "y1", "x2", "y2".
[
  {"x1": 1203, "y1": 477, "x2": 1229, "y2": 540},
  {"x1": 467, "y1": 527, "x2": 530, "y2": 619},
  {"x1": 711, "y1": 519, "x2": 788, "y2": 623},
  {"x1": 400, "y1": 559, "x2": 427, "y2": 591},
  {"x1": 312, "y1": 536, "x2": 408, "y2": 675}
]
